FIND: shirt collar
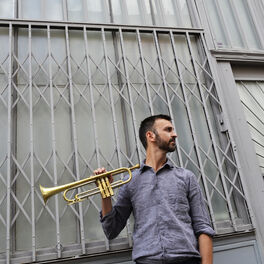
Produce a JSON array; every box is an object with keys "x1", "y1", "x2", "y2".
[{"x1": 139, "y1": 158, "x2": 174, "y2": 172}]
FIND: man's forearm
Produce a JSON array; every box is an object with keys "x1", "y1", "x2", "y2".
[
  {"x1": 102, "y1": 197, "x2": 112, "y2": 217},
  {"x1": 199, "y1": 234, "x2": 213, "y2": 264}
]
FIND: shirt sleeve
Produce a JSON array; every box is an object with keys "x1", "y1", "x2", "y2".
[
  {"x1": 100, "y1": 181, "x2": 132, "y2": 240},
  {"x1": 187, "y1": 171, "x2": 215, "y2": 238}
]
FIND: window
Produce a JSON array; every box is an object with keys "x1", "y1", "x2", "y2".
[
  {"x1": 203, "y1": 0, "x2": 263, "y2": 50},
  {"x1": 0, "y1": 22, "x2": 252, "y2": 262},
  {"x1": 0, "y1": 0, "x2": 195, "y2": 28}
]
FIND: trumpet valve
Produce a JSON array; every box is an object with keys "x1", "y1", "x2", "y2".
[{"x1": 97, "y1": 177, "x2": 114, "y2": 198}]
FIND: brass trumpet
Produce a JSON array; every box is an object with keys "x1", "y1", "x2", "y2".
[{"x1": 39, "y1": 164, "x2": 140, "y2": 205}]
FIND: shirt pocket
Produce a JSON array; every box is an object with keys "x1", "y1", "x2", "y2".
[{"x1": 167, "y1": 183, "x2": 190, "y2": 217}]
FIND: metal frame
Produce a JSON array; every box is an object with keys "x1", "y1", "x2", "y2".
[{"x1": 215, "y1": 61, "x2": 264, "y2": 262}]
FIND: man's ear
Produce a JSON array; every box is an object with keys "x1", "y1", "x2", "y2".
[{"x1": 146, "y1": 131, "x2": 155, "y2": 143}]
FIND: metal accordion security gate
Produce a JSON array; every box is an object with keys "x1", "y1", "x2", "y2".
[{"x1": 0, "y1": 21, "x2": 252, "y2": 263}]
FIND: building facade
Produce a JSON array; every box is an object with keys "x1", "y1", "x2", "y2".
[{"x1": 0, "y1": 0, "x2": 263, "y2": 263}]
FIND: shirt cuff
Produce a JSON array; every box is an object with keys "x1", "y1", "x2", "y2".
[
  {"x1": 100, "y1": 208, "x2": 116, "y2": 223},
  {"x1": 196, "y1": 227, "x2": 215, "y2": 238}
]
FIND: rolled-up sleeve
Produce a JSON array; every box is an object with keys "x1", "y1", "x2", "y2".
[
  {"x1": 188, "y1": 172, "x2": 215, "y2": 237},
  {"x1": 100, "y1": 182, "x2": 132, "y2": 240}
]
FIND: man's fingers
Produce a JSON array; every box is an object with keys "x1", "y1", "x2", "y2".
[
  {"x1": 109, "y1": 175, "x2": 114, "y2": 183},
  {"x1": 93, "y1": 167, "x2": 106, "y2": 175}
]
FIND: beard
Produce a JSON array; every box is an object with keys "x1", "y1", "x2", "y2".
[{"x1": 154, "y1": 132, "x2": 176, "y2": 152}]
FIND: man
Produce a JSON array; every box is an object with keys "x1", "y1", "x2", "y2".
[{"x1": 95, "y1": 115, "x2": 215, "y2": 264}]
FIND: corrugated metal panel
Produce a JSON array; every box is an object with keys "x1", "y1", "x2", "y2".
[{"x1": 237, "y1": 81, "x2": 264, "y2": 174}]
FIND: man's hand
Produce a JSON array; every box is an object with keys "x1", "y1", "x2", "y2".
[
  {"x1": 93, "y1": 167, "x2": 113, "y2": 184},
  {"x1": 93, "y1": 167, "x2": 113, "y2": 217}
]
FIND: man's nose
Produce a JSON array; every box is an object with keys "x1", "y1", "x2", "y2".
[{"x1": 172, "y1": 131, "x2": 177, "y2": 138}]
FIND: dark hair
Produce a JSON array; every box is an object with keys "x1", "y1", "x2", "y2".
[{"x1": 139, "y1": 114, "x2": 172, "y2": 149}]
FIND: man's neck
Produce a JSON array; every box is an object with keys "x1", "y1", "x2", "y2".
[{"x1": 145, "y1": 147, "x2": 167, "y2": 172}]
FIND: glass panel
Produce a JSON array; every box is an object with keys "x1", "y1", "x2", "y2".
[
  {"x1": 204, "y1": 0, "x2": 261, "y2": 50},
  {"x1": 67, "y1": 0, "x2": 110, "y2": 23},
  {"x1": 204, "y1": 0, "x2": 228, "y2": 47},
  {"x1": 111, "y1": 0, "x2": 123, "y2": 24},
  {"x1": 0, "y1": 0, "x2": 14, "y2": 18},
  {"x1": 44, "y1": 0, "x2": 63, "y2": 21},
  {"x1": 67, "y1": 0, "x2": 84, "y2": 21},
  {"x1": 219, "y1": 0, "x2": 243, "y2": 48},
  {"x1": 21, "y1": 0, "x2": 42, "y2": 19},
  {"x1": 111, "y1": 0, "x2": 152, "y2": 25},
  {"x1": 126, "y1": 0, "x2": 151, "y2": 25},
  {"x1": 235, "y1": 0, "x2": 260, "y2": 49},
  {"x1": 163, "y1": 0, "x2": 192, "y2": 27},
  {"x1": 20, "y1": 0, "x2": 63, "y2": 20},
  {"x1": 86, "y1": 0, "x2": 110, "y2": 23},
  {"x1": 153, "y1": 0, "x2": 192, "y2": 27}
]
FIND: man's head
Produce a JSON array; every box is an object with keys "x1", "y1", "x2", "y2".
[{"x1": 139, "y1": 115, "x2": 177, "y2": 152}]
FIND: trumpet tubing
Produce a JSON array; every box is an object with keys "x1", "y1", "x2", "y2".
[{"x1": 39, "y1": 164, "x2": 140, "y2": 205}]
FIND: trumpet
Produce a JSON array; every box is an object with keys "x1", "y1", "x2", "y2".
[{"x1": 39, "y1": 164, "x2": 140, "y2": 205}]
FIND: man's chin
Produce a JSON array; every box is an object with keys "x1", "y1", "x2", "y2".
[{"x1": 168, "y1": 146, "x2": 176, "y2": 152}]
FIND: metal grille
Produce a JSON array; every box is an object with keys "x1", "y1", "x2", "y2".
[{"x1": 0, "y1": 20, "x2": 252, "y2": 263}]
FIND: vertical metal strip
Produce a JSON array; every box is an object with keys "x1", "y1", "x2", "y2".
[
  {"x1": 119, "y1": 28, "x2": 142, "y2": 162},
  {"x1": 101, "y1": 27, "x2": 124, "y2": 251},
  {"x1": 28, "y1": 25, "x2": 36, "y2": 261},
  {"x1": 101, "y1": 28, "x2": 122, "y2": 168},
  {"x1": 228, "y1": 1, "x2": 249, "y2": 49},
  {"x1": 152, "y1": 30, "x2": 183, "y2": 167},
  {"x1": 6, "y1": 22, "x2": 13, "y2": 264},
  {"x1": 212, "y1": 0, "x2": 232, "y2": 46},
  {"x1": 83, "y1": 27, "x2": 110, "y2": 250},
  {"x1": 83, "y1": 27, "x2": 101, "y2": 167},
  {"x1": 118, "y1": 29, "x2": 140, "y2": 246},
  {"x1": 137, "y1": 0, "x2": 147, "y2": 25},
  {"x1": 62, "y1": 0, "x2": 68, "y2": 21},
  {"x1": 186, "y1": 32, "x2": 237, "y2": 230},
  {"x1": 148, "y1": 0, "x2": 157, "y2": 25},
  {"x1": 119, "y1": 0, "x2": 129, "y2": 24},
  {"x1": 17, "y1": 0, "x2": 21, "y2": 18},
  {"x1": 64, "y1": 26, "x2": 86, "y2": 254},
  {"x1": 14, "y1": 0, "x2": 18, "y2": 18},
  {"x1": 155, "y1": 0, "x2": 165, "y2": 25},
  {"x1": 187, "y1": 0, "x2": 201, "y2": 28},
  {"x1": 171, "y1": 0, "x2": 183, "y2": 26},
  {"x1": 136, "y1": 29, "x2": 154, "y2": 114},
  {"x1": 82, "y1": 0, "x2": 89, "y2": 22},
  {"x1": 47, "y1": 25, "x2": 61, "y2": 258},
  {"x1": 245, "y1": 2, "x2": 264, "y2": 48},
  {"x1": 169, "y1": 31, "x2": 217, "y2": 231}
]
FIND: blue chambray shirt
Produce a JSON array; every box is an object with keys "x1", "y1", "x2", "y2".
[{"x1": 100, "y1": 160, "x2": 215, "y2": 263}]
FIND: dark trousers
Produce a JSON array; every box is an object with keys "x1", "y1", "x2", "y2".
[{"x1": 135, "y1": 258, "x2": 201, "y2": 264}]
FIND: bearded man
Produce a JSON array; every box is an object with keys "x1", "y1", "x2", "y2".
[{"x1": 95, "y1": 114, "x2": 215, "y2": 264}]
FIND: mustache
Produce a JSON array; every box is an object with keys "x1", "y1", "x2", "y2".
[{"x1": 169, "y1": 138, "x2": 176, "y2": 143}]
